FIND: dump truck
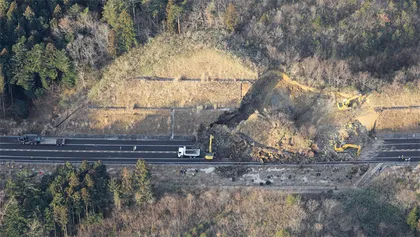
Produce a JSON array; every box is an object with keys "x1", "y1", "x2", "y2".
[
  {"x1": 18, "y1": 135, "x2": 65, "y2": 146},
  {"x1": 178, "y1": 146, "x2": 200, "y2": 158}
]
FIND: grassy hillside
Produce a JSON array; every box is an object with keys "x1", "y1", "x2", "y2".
[{"x1": 88, "y1": 35, "x2": 257, "y2": 107}]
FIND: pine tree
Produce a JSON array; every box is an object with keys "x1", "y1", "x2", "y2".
[
  {"x1": 108, "y1": 29, "x2": 117, "y2": 57},
  {"x1": 0, "y1": 64, "x2": 4, "y2": 94},
  {"x1": 224, "y1": 3, "x2": 239, "y2": 32},
  {"x1": 44, "y1": 208, "x2": 56, "y2": 236},
  {"x1": 103, "y1": 0, "x2": 125, "y2": 28},
  {"x1": 407, "y1": 206, "x2": 418, "y2": 230},
  {"x1": 39, "y1": 43, "x2": 59, "y2": 88},
  {"x1": 165, "y1": 0, "x2": 183, "y2": 33},
  {"x1": 116, "y1": 10, "x2": 136, "y2": 53},
  {"x1": 11, "y1": 37, "x2": 33, "y2": 91},
  {"x1": 1, "y1": 198, "x2": 28, "y2": 237},
  {"x1": 121, "y1": 167, "x2": 132, "y2": 193},
  {"x1": 0, "y1": 0, "x2": 9, "y2": 18},
  {"x1": 81, "y1": 187, "x2": 90, "y2": 217},
  {"x1": 53, "y1": 4, "x2": 62, "y2": 18},
  {"x1": 53, "y1": 205, "x2": 69, "y2": 237},
  {"x1": 0, "y1": 63, "x2": 4, "y2": 116},
  {"x1": 133, "y1": 160, "x2": 153, "y2": 205},
  {"x1": 109, "y1": 178, "x2": 122, "y2": 210},
  {"x1": 6, "y1": 1, "x2": 17, "y2": 20},
  {"x1": 23, "y1": 6, "x2": 35, "y2": 20}
]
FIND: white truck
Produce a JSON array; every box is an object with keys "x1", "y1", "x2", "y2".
[
  {"x1": 18, "y1": 135, "x2": 65, "y2": 146},
  {"x1": 178, "y1": 146, "x2": 200, "y2": 158}
]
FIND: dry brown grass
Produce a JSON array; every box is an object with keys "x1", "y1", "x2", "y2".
[
  {"x1": 368, "y1": 84, "x2": 420, "y2": 108},
  {"x1": 55, "y1": 108, "x2": 171, "y2": 135},
  {"x1": 88, "y1": 110, "x2": 171, "y2": 135},
  {"x1": 89, "y1": 35, "x2": 257, "y2": 107},
  {"x1": 174, "y1": 109, "x2": 225, "y2": 135},
  {"x1": 76, "y1": 188, "x2": 306, "y2": 237},
  {"x1": 144, "y1": 48, "x2": 257, "y2": 79},
  {"x1": 93, "y1": 80, "x2": 243, "y2": 108},
  {"x1": 376, "y1": 110, "x2": 420, "y2": 132}
]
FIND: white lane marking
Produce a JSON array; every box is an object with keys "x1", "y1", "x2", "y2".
[
  {"x1": 379, "y1": 149, "x2": 420, "y2": 152},
  {"x1": 381, "y1": 143, "x2": 420, "y2": 146},
  {"x1": 0, "y1": 149, "x2": 177, "y2": 154},
  {"x1": 0, "y1": 155, "x2": 182, "y2": 160},
  {"x1": 0, "y1": 143, "x2": 192, "y2": 147}
]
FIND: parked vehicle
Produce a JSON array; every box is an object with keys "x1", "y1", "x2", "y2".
[{"x1": 178, "y1": 146, "x2": 200, "y2": 158}]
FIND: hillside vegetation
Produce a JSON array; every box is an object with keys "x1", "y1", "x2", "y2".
[
  {"x1": 88, "y1": 35, "x2": 257, "y2": 107},
  {"x1": 1, "y1": 162, "x2": 418, "y2": 237}
]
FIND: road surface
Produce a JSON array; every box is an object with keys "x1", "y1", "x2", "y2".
[
  {"x1": 375, "y1": 138, "x2": 420, "y2": 161},
  {"x1": 0, "y1": 136, "x2": 419, "y2": 165},
  {"x1": 0, "y1": 136, "x2": 204, "y2": 164}
]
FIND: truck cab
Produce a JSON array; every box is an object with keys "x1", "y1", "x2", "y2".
[
  {"x1": 18, "y1": 134, "x2": 40, "y2": 145},
  {"x1": 178, "y1": 146, "x2": 200, "y2": 158}
]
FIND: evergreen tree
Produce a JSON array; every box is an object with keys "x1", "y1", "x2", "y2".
[
  {"x1": 116, "y1": 9, "x2": 136, "y2": 53},
  {"x1": 23, "y1": 6, "x2": 35, "y2": 21},
  {"x1": 224, "y1": 3, "x2": 239, "y2": 32},
  {"x1": 0, "y1": 0, "x2": 9, "y2": 18},
  {"x1": 1, "y1": 198, "x2": 28, "y2": 237},
  {"x1": 53, "y1": 4, "x2": 62, "y2": 18},
  {"x1": 108, "y1": 29, "x2": 117, "y2": 57},
  {"x1": 53, "y1": 204, "x2": 69, "y2": 237},
  {"x1": 407, "y1": 206, "x2": 418, "y2": 230},
  {"x1": 11, "y1": 37, "x2": 32, "y2": 91},
  {"x1": 6, "y1": 1, "x2": 17, "y2": 21},
  {"x1": 0, "y1": 63, "x2": 4, "y2": 94},
  {"x1": 121, "y1": 167, "x2": 132, "y2": 193},
  {"x1": 103, "y1": 0, "x2": 125, "y2": 28},
  {"x1": 133, "y1": 160, "x2": 153, "y2": 204},
  {"x1": 44, "y1": 208, "x2": 56, "y2": 237},
  {"x1": 165, "y1": 0, "x2": 183, "y2": 33},
  {"x1": 109, "y1": 178, "x2": 122, "y2": 210},
  {"x1": 39, "y1": 43, "x2": 59, "y2": 88}
]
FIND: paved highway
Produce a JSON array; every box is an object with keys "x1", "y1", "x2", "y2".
[
  {"x1": 375, "y1": 138, "x2": 420, "y2": 161},
  {"x1": 0, "y1": 136, "x2": 419, "y2": 165},
  {"x1": 0, "y1": 136, "x2": 199, "y2": 164}
]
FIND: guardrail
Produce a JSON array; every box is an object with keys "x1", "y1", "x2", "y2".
[{"x1": 133, "y1": 76, "x2": 256, "y2": 83}]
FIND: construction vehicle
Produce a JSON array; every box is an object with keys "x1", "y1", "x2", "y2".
[
  {"x1": 18, "y1": 135, "x2": 65, "y2": 146},
  {"x1": 337, "y1": 94, "x2": 367, "y2": 110},
  {"x1": 205, "y1": 135, "x2": 215, "y2": 160},
  {"x1": 334, "y1": 143, "x2": 361, "y2": 156},
  {"x1": 177, "y1": 146, "x2": 200, "y2": 158}
]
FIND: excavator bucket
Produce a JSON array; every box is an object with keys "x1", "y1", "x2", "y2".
[
  {"x1": 205, "y1": 135, "x2": 215, "y2": 160},
  {"x1": 334, "y1": 143, "x2": 361, "y2": 156},
  {"x1": 336, "y1": 94, "x2": 367, "y2": 110}
]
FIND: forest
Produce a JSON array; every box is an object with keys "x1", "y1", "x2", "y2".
[
  {"x1": 0, "y1": 0, "x2": 420, "y2": 118},
  {"x1": 0, "y1": 160, "x2": 152, "y2": 237}
]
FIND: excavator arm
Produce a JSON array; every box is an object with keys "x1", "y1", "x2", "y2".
[
  {"x1": 205, "y1": 135, "x2": 215, "y2": 160},
  {"x1": 334, "y1": 143, "x2": 361, "y2": 156},
  {"x1": 337, "y1": 94, "x2": 367, "y2": 110}
]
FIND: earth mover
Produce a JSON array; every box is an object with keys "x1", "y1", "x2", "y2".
[
  {"x1": 337, "y1": 94, "x2": 368, "y2": 110},
  {"x1": 205, "y1": 135, "x2": 215, "y2": 160},
  {"x1": 334, "y1": 143, "x2": 361, "y2": 156}
]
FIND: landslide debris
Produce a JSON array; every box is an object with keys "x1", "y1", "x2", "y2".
[
  {"x1": 202, "y1": 71, "x2": 372, "y2": 163},
  {"x1": 215, "y1": 166, "x2": 251, "y2": 179}
]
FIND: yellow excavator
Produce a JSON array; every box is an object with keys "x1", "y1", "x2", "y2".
[
  {"x1": 334, "y1": 143, "x2": 361, "y2": 156},
  {"x1": 337, "y1": 94, "x2": 368, "y2": 110},
  {"x1": 205, "y1": 135, "x2": 215, "y2": 160}
]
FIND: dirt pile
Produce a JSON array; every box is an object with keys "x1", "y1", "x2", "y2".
[
  {"x1": 205, "y1": 71, "x2": 373, "y2": 162},
  {"x1": 215, "y1": 166, "x2": 251, "y2": 179}
]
